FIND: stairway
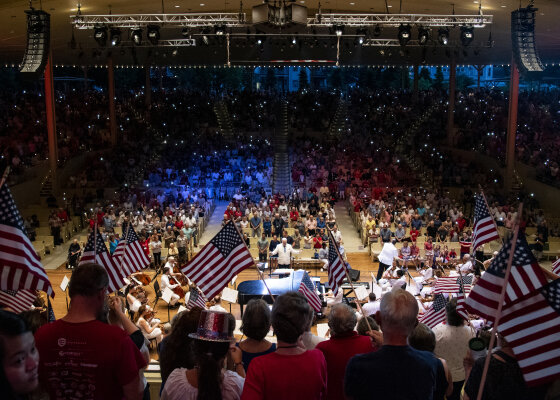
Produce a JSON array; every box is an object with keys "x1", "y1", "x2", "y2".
[
  {"x1": 213, "y1": 100, "x2": 235, "y2": 138},
  {"x1": 272, "y1": 100, "x2": 291, "y2": 195},
  {"x1": 328, "y1": 98, "x2": 348, "y2": 138}
]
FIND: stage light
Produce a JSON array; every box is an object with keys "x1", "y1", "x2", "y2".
[
  {"x1": 147, "y1": 25, "x2": 160, "y2": 45},
  {"x1": 398, "y1": 24, "x2": 411, "y2": 46},
  {"x1": 182, "y1": 27, "x2": 190, "y2": 37},
  {"x1": 131, "y1": 29, "x2": 142, "y2": 45},
  {"x1": 257, "y1": 38, "x2": 262, "y2": 45},
  {"x1": 292, "y1": 36, "x2": 297, "y2": 45},
  {"x1": 418, "y1": 27, "x2": 430, "y2": 45},
  {"x1": 438, "y1": 28, "x2": 449, "y2": 45},
  {"x1": 214, "y1": 25, "x2": 226, "y2": 35},
  {"x1": 373, "y1": 26, "x2": 381, "y2": 37},
  {"x1": 334, "y1": 25, "x2": 344, "y2": 37},
  {"x1": 460, "y1": 26, "x2": 474, "y2": 46},
  {"x1": 94, "y1": 26, "x2": 108, "y2": 46},
  {"x1": 110, "y1": 28, "x2": 121, "y2": 46},
  {"x1": 357, "y1": 28, "x2": 367, "y2": 45}
]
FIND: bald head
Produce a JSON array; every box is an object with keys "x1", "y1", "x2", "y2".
[{"x1": 379, "y1": 289, "x2": 418, "y2": 337}]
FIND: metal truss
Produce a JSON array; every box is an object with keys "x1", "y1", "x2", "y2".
[
  {"x1": 71, "y1": 13, "x2": 247, "y2": 29},
  {"x1": 308, "y1": 13, "x2": 493, "y2": 27},
  {"x1": 362, "y1": 38, "x2": 491, "y2": 47}
]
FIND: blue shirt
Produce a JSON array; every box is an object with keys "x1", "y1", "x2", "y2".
[{"x1": 109, "y1": 239, "x2": 119, "y2": 254}]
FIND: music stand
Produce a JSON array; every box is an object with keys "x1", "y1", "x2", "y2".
[{"x1": 153, "y1": 280, "x2": 172, "y2": 323}]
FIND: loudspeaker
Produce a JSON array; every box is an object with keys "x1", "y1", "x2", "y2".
[
  {"x1": 20, "y1": 9, "x2": 50, "y2": 78},
  {"x1": 347, "y1": 269, "x2": 360, "y2": 282},
  {"x1": 511, "y1": 6, "x2": 544, "y2": 73}
]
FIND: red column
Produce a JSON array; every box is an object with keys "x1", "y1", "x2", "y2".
[
  {"x1": 108, "y1": 55, "x2": 117, "y2": 146},
  {"x1": 505, "y1": 59, "x2": 519, "y2": 192},
  {"x1": 446, "y1": 57, "x2": 457, "y2": 146},
  {"x1": 44, "y1": 51, "x2": 58, "y2": 191}
]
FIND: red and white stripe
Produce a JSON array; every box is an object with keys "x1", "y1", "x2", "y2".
[
  {"x1": 327, "y1": 229, "x2": 346, "y2": 296},
  {"x1": 181, "y1": 243, "x2": 253, "y2": 301},
  {"x1": 472, "y1": 216, "x2": 500, "y2": 252},
  {"x1": 0, "y1": 224, "x2": 54, "y2": 297},
  {"x1": 113, "y1": 241, "x2": 151, "y2": 278},
  {"x1": 455, "y1": 291, "x2": 469, "y2": 322},
  {"x1": 80, "y1": 251, "x2": 126, "y2": 294},
  {"x1": 0, "y1": 289, "x2": 36, "y2": 313},
  {"x1": 299, "y1": 279, "x2": 322, "y2": 312},
  {"x1": 419, "y1": 306, "x2": 446, "y2": 329},
  {"x1": 433, "y1": 277, "x2": 472, "y2": 295},
  {"x1": 552, "y1": 258, "x2": 560, "y2": 276},
  {"x1": 499, "y1": 285, "x2": 560, "y2": 386}
]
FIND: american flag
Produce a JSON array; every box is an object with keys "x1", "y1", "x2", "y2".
[
  {"x1": 186, "y1": 287, "x2": 207, "y2": 311},
  {"x1": 112, "y1": 225, "x2": 151, "y2": 278},
  {"x1": 419, "y1": 293, "x2": 447, "y2": 329},
  {"x1": 0, "y1": 185, "x2": 53, "y2": 297},
  {"x1": 327, "y1": 228, "x2": 346, "y2": 296},
  {"x1": 472, "y1": 195, "x2": 500, "y2": 252},
  {"x1": 498, "y1": 278, "x2": 560, "y2": 387},
  {"x1": 433, "y1": 275, "x2": 473, "y2": 294},
  {"x1": 0, "y1": 289, "x2": 36, "y2": 313},
  {"x1": 465, "y1": 233, "x2": 548, "y2": 322},
  {"x1": 455, "y1": 286, "x2": 469, "y2": 322},
  {"x1": 299, "y1": 272, "x2": 322, "y2": 312},
  {"x1": 552, "y1": 258, "x2": 560, "y2": 276},
  {"x1": 180, "y1": 221, "x2": 253, "y2": 300},
  {"x1": 79, "y1": 229, "x2": 126, "y2": 293}
]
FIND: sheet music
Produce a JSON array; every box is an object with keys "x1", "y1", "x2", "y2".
[
  {"x1": 162, "y1": 287, "x2": 174, "y2": 304},
  {"x1": 370, "y1": 281, "x2": 383, "y2": 299},
  {"x1": 222, "y1": 287, "x2": 239, "y2": 303},
  {"x1": 317, "y1": 323, "x2": 330, "y2": 338},
  {"x1": 60, "y1": 275, "x2": 70, "y2": 292},
  {"x1": 354, "y1": 285, "x2": 369, "y2": 301}
]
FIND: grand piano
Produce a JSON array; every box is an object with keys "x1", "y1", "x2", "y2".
[{"x1": 237, "y1": 270, "x2": 323, "y2": 315}]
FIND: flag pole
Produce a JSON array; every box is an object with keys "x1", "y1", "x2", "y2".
[
  {"x1": 0, "y1": 166, "x2": 11, "y2": 190},
  {"x1": 231, "y1": 220, "x2": 275, "y2": 302},
  {"x1": 328, "y1": 228, "x2": 373, "y2": 332},
  {"x1": 475, "y1": 203, "x2": 523, "y2": 400}
]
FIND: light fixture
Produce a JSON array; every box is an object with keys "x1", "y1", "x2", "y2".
[
  {"x1": 418, "y1": 26, "x2": 430, "y2": 45},
  {"x1": 438, "y1": 28, "x2": 449, "y2": 45},
  {"x1": 292, "y1": 36, "x2": 297, "y2": 45},
  {"x1": 334, "y1": 25, "x2": 344, "y2": 37},
  {"x1": 257, "y1": 38, "x2": 262, "y2": 45},
  {"x1": 460, "y1": 26, "x2": 474, "y2": 46},
  {"x1": 94, "y1": 26, "x2": 107, "y2": 46},
  {"x1": 398, "y1": 24, "x2": 411, "y2": 46},
  {"x1": 356, "y1": 28, "x2": 367, "y2": 45},
  {"x1": 215, "y1": 25, "x2": 226, "y2": 35},
  {"x1": 147, "y1": 25, "x2": 160, "y2": 45},
  {"x1": 110, "y1": 28, "x2": 121, "y2": 46},
  {"x1": 373, "y1": 26, "x2": 381, "y2": 37},
  {"x1": 131, "y1": 28, "x2": 142, "y2": 45},
  {"x1": 182, "y1": 27, "x2": 190, "y2": 37},
  {"x1": 172, "y1": 48, "x2": 178, "y2": 56}
]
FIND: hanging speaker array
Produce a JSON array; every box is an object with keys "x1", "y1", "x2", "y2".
[
  {"x1": 511, "y1": 6, "x2": 544, "y2": 73},
  {"x1": 19, "y1": 9, "x2": 50, "y2": 78}
]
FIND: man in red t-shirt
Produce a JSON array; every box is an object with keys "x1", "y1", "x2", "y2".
[
  {"x1": 35, "y1": 263, "x2": 146, "y2": 400},
  {"x1": 316, "y1": 304, "x2": 378, "y2": 400}
]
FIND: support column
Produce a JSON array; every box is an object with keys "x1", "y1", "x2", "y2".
[
  {"x1": 107, "y1": 55, "x2": 117, "y2": 146},
  {"x1": 412, "y1": 64, "x2": 419, "y2": 102},
  {"x1": 505, "y1": 59, "x2": 519, "y2": 193},
  {"x1": 145, "y1": 66, "x2": 151, "y2": 109},
  {"x1": 446, "y1": 57, "x2": 457, "y2": 146},
  {"x1": 475, "y1": 65, "x2": 484, "y2": 89},
  {"x1": 44, "y1": 51, "x2": 58, "y2": 192}
]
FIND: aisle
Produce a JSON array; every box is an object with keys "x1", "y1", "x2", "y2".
[
  {"x1": 197, "y1": 201, "x2": 229, "y2": 246},
  {"x1": 333, "y1": 202, "x2": 367, "y2": 253}
]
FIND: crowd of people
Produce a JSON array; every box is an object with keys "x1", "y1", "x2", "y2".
[{"x1": 2, "y1": 263, "x2": 557, "y2": 400}]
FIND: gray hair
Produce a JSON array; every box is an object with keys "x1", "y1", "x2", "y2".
[
  {"x1": 328, "y1": 304, "x2": 357, "y2": 337},
  {"x1": 379, "y1": 289, "x2": 419, "y2": 336}
]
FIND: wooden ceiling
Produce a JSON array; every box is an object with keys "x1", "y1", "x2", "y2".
[{"x1": 1, "y1": 0, "x2": 558, "y2": 66}]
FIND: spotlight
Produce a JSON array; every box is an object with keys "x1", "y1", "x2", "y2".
[
  {"x1": 214, "y1": 25, "x2": 226, "y2": 35},
  {"x1": 438, "y1": 28, "x2": 449, "y2": 46},
  {"x1": 357, "y1": 28, "x2": 367, "y2": 45},
  {"x1": 94, "y1": 26, "x2": 108, "y2": 46},
  {"x1": 181, "y1": 27, "x2": 190, "y2": 37},
  {"x1": 147, "y1": 25, "x2": 160, "y2": 45},
  {"x1": 398, "y1": 24, "x2": 411, "y2": 46},
  {"x1": 172, "y1": 48, "x2": 178, "y2": 56},
  {"x1": 257, "y1": 38, "x2": 262, "y2": 45},
  {"x1": 460, "y1": 26, "x2": 474, "y2": 46},
  {"x1": 334, "y1": 25, "x2": 344, "y2": 37},
  {"x1": 202, "y1": 35, "x2": 209, "y2": 45},
  {"x1": 110, "y1": 28, "x2": 121, "y2": 46},
  {"x1": 292, "y1": 36, "x2": 297, "y2": 45},
  {"x1": 373, "y1": 26, "x2": 381, "y2": 37},
  {"x1": 131, "y1": 28, "x2": 142, "y2": 45},
  {"x1": 418, "y1": 27, "x2": 430, "y2": 45}
]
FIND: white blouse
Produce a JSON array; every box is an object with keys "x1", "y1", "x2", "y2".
[{"x1": 161, "y1": 368, "x2": 244, "y2": 400}]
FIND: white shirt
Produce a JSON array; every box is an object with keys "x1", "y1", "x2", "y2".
[
  {"x1": 270, "y1": 243, "x2": 300, "y2": 265},
  {"x1": 378, "y1": 242, "x2": 399, "y2": 265},
  {"x1": 361, "y1": 300, "x2": 380, "y2": 316},
  {"x1": 161, "y1": 274, "x2": 178, "y2": 291},
  {"x1": 458, "y1": 260, "x2": 473, "y2": 274},
  {"x1": 161, "y1": 369, "x2": 244, "y2": 400}
]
